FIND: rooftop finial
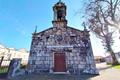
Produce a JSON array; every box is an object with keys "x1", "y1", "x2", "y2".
[
  {"x1": 34, "y1": 25, "x2": 37, "y2": 33},
  {"x1": 59, "y1": 0, "x2": 62, "y2": 2},
  {"x1": 82, "y1": 22, "x2": 87, "y2": 31}
]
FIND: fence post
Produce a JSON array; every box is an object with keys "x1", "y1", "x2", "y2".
[{"x1": 0, "y1": 56, "x2": 4, "y2": 67}]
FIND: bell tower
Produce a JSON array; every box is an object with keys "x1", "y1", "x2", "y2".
[{"x1": 52, "y1": 0, "x2": 67, "y2": 28}]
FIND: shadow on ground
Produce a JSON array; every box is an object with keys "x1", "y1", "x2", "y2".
[
  {"x1": 96, "y1": 62, "x2": 119, "y2": 71},
  {"x1": 98, "y1": 66, "x2": 112, "y2": 71},
  {"x1": 10, "y1": 73, "x2": 98, "y2": 80},
  {"x1": 0, "y1": 73, "x2": 8, "y2": 80}
]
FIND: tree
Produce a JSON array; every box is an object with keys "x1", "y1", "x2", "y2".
[
  {"x1": 87, "y1": 0, "x2": 120, "y2": 31},
  {"x1": 83, "y1": 0, "x2": 120, "y2": 65}
]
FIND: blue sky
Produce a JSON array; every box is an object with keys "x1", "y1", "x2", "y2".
[{"x1": 0, "y1": 0, "x2": 105, "y2": 56}]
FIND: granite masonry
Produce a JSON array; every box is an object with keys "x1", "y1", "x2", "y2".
[{"x1": 28, "y1": 1, "x2": 98, "y2": 75}]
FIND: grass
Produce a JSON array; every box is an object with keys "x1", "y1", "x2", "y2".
[
  {"x1": 112, "y1": 65, "x2": 120, "y2": 69},
  {"x1": 0, "y1": 67, "x2": 8, "y2": 73},
  {"x1": 107, "y1": 63, "x2": 120, "y2": 70}
]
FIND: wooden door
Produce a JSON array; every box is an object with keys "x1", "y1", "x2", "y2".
[{"x1": 54, "y1": 53, "x2": 66, "y2": 72}]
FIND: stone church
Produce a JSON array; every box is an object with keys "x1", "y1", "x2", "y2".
[{"x1": 28, "y1": 0, "x2": 98, "y2": 74}]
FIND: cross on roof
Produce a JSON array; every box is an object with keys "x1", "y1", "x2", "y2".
[
  {"x1": 34, "y1": 25, "x2": 37, "y2": 33},
  {"x1": 82, "y1": 22, "x2": 87, "y2": 31}
]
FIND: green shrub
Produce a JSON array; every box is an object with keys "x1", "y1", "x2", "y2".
[
  {"x1": 0, "y1": 67, "x2": 8, "y2": 73},
  {"x1": 20, "y1": 64, "x2": 27, "y2": 69}
]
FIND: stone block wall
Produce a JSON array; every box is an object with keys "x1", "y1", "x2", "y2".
[{"x1": 28, "y1": 27, "x2": 98, "y2": 74}]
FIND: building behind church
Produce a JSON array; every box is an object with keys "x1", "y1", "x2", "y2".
[
  {"x1": 0, "y1": 44, "x2": 29, "y2": 66},
  {"x1": 28, "y1": 1, "x2": 98, "y2": 74}
]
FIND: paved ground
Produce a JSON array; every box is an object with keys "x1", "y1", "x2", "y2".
[
  {"x1": 91, "y1": 62, "x2": 120, "y2": 80},
  {"x1": 1, "y1": 62, "x2": 120, "y2": 80},
  {"x1": 10, "y1": 73, "x2": 97, "y2": 80}
]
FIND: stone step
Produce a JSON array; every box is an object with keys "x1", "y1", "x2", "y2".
[{"x1": 34, "y1": 69, "x2": 49, "y2": 73}]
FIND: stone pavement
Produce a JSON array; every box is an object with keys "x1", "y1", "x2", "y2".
[{"x1": 90, "y1": 62, "x2": 120, "y2": 80}]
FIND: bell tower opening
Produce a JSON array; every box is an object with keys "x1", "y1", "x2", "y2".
[
  {"x1": 57, "y1": 9, "x2": 63, "y2": 20},
  {"x1": 52, "y1": 0, "x2": 67, "y2": 28}
]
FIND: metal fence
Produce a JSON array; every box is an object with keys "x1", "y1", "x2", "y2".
[{"x1": 0, "y1": 57, "x2": 11, "y2": 78}]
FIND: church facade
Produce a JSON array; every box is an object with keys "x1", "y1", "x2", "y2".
[{"x1": 28, "y1": 1, "x2": 98, "y2": 74}]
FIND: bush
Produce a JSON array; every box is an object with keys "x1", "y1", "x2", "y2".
[
  {"x1": 20, "y1": 64, "x2": 27, "y2": 69},
  {"x1": 0, "y1": 67, "x2": 8, "y2": 73}
]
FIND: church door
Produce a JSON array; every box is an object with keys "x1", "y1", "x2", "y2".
[{"x1": 54, "y1": 53, "x2": 66, "y2": 72}]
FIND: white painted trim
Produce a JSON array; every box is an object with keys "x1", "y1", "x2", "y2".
[{"x1": 47, "y1": 45, "x2": 73, "y2": 48}]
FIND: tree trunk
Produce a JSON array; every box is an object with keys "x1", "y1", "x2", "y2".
[
  {"x1": 106, "y1": 39, "x2": 119, "y2": 65},
  {"x1": 111, "y1": 52, "x2": 119, "y2": 65}
]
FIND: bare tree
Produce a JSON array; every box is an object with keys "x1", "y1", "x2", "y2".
[
  {"x1": 87, "y1": 0, "x2": 120, "y2": 31},
  {"x1": 83, "y1": 0, "x2": 120, "y2": 65}
]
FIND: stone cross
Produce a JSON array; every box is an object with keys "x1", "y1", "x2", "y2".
[{"x1": 7, "y1": 58, "x2": 21, "y2": 79}]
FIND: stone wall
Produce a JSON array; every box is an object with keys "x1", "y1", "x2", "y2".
[{"x1": 28, "y1": 27, "x2": 98, "y2": 74}]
